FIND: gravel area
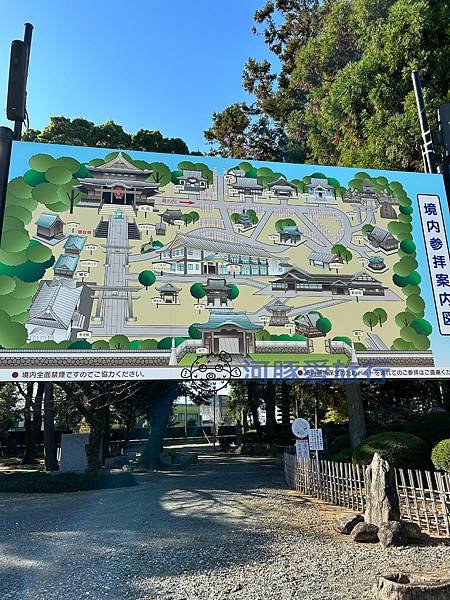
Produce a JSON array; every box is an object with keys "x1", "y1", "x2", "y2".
[{"x1": 0, "y1": 451, "x2": 449, "y2": 599}]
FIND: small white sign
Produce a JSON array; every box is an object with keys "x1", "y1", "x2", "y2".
[
  {"x1": 67, "y1": 222, "x2": 80, "y2": 229},
  {"x1": 138, "y1": 205, "x2": 153, "y2": 213},
  {"x1": 308, "y1": 428, "x2": 324, "y2": 451},
  {"x1": 268, "y1": 234, "x2": 279, "y2": 241},
  {"x1": 174, "y1": 219, "x2": 184, "y2": 226},
  {"x1": 292, "y1": 418, "x2": 310, "y2": 438},
  {"x1": 330, "y1": 262, "x2": 344, "y2": 270},
  {"x1": 77, "y1": 331, "x2": 92, "y2": 339},
  {"x1": 259, "y1": 315, "x2": 270, "y2": 323},
  {"x1": 352, "y1": 329, "x2": 364, "y2": 338},
  {"x1": 350, "y1": 288, "x2": 364, "y2": 297},
  {"x1": 196, "y1": 347, "x2": 209, "y2": 355},
  {"x1": 295, "y1": 439, "x2": 310, "y2": 460},
  {"x1": 194, "y1": 303, "x2": 206, "y2": 311},
  {"x1": 85, "y1": 244, "x2": 97, "y2": 253},
  {"x1": 139, "y1": 224, "x2": 155, "y2": 231},
  {"x1": 75, "y1": 271, "x2": 89, "y2": 279},
  {"x1": 81, "y1": 260, "x2": 98, "y2": 268},
  {"x1": 357, "y1": 256, "x2": 368, "y2": 265}
]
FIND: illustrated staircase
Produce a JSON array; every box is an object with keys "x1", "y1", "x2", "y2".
[
  {"x1": 127, "y1": 221, "x2": 141, "y2": 240},
  {"x1": 99, "y1": 204, "x2": 136, "y2": 218},
  {"x1": 94, "y1": 219, "x2": 109, "y2": 238}
]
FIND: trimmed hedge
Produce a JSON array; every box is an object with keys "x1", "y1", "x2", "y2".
[
  {"x1": 0, "y1": 471, "x2": 137, "y2": 493},
  {"x1": 352, "y1": 432, "x2": 428, "y2": 469},
  {"x1": 404, "y1": 411, "x2": 450, "y2": 448},
  {"x1": 431, "y1": 439, "x2": 450, "y2": 472}
]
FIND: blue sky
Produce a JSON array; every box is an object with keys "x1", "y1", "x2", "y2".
[{"x1": 0, "y1": 0, "x2": 272, "y2": 151}]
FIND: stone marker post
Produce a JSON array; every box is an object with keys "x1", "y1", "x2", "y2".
[{"x1": 364, "y1": 453, "x2": 400, "y2": 527}]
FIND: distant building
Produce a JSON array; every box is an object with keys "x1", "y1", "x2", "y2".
[
  {"x1": 236, "y1": 213, "x2": 252, "y2": 229},
  {"x1": 196, "y1": 311, "x2": 262, "y2": 355},
  {"x1": 54, "y1": 254, "x2": 79, "y2": 278},
  {"x1": 367, "y1": 226, "x2": 398, "y2": 253},
  {"x1": 271, "y1": 267, "x2": 386, "y2": 296},
  {"x1": 267, "y1": 299, "x2": 292, "y2": 326},
  {"x1": 267, "y1": 177, "x2": 297, "y2": 197},
  {"x1": 176, "y1": 170, "x2": 208, "y2": 193},
  {"x1": 161, "y1": 209, "x2": 183, "y2": 225},
  {"x1": 201, "y1": 278, "x2": 232, "y2": 308},
  {"x1": 76, "y1": 152, "x2": 159, "y2": 210},
  {"x1": 308, "y1": 251, "x2": 342, "y2": 269},
  {"x1": 155, "y1": 222, "x2": 167, "y2": 236},
  {"x1": 64, "y1": 235, "x2": 87, "y2": 255},
  {"x1": 279, "y1": 225, "x2": 302, "y2": 245},
  {"x1": 229, "y1": 177, "x2": 263, "y2": 199},
  {"x1": 380, "y1": 203, "x2": 397, "y2": 219},
  {"x1": 156, "y1": 283, "x2": 181, "y2": 304},
  {"x1": 158, "y1": 232, "x2": 284, "y2": 276},
  {"x1": 305, "y1": 178, "x2": 336, "y2": 204},
  {"x1": 367, "y1": 256, "x2": 386, "y2": 272},
  {"x1": 295, "y1": 312, "x2": 324, "y2": 338},
  {"x1": 25, "y1": 280, "x2": 84, "y2": 343},
  {"x1": 35, "y1": 213, "x2": 64, "y2": 241}
]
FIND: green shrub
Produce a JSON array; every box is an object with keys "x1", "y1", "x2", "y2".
[
  {"x1": 331, "y1": 448, "x2": 353, "y2": 463},
  {"x1": 404, "y1": 412, "x2": 450, "y2": 448},
  {"x1": 431, "y1": 439, "x2": 450, "y2": 472},
  {"x1": 352, "y1": 432, "x2": 428, "y2": 469},
  {"x1": 0, "y1": 471, "x2": 137, "y2": 493},
  {"x1": 330, "y1": 433, "x2": 350, "y2": 454}
]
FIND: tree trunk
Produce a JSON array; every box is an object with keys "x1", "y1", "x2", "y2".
[
  {"x1": 376, "y1": 573, "x2": 450, "y2": 599},
  {"x1": 22, "y1": 383, "x2": 43, "y2": 465},
  {"x1": 31, "y1": 382, "x2": 44, "y2": 452},
  {"x1": 43, "y1": 382, "x2": 59, "y2": 472},
  {"x1": 102, "y1": 404, "x2": 111, "y2": 463},
  {"x1": 247, "y1": 381, "x2": 262, "y2": 440},
  {"x1": 264, "y1": 380, "x2": 276, "y2": 442},
  {"x1": 141, "y1": 393, "x2": 176, "y2": 470},
  {"x1": 345, "y1": 382, "x2": 367, "y2": 448},
  {"x1": 242, "y1": 409, "x2": 248, "y2": 433},
  {"x1": 86, "y1": 418, "x2": 103, "y2": 472},
  {"x1": 280, "y1": 382, "x2": 291, "y2": 441}
]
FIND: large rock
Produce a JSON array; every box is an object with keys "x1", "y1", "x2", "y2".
[
  {"x1": 364, "y1": 453, "x2": 400, "y2": 527},
  {"x1": 378, "y1": 521, "x2": 408, "y2": 548},
  {"x1": 400, "y1": 520, "x2": 423, "y2": 541},
  {"x1": 350, "y1": 522, "x2": 379, "y2": 543},
  {"x1": 335, "y1": 514, "x2": 364, "y2": 535}
]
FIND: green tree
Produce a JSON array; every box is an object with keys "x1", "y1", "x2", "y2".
[
  {"x1": 109, "y1": 335, "x2": 130, "y2": 350},
  {"x1": 227, "y1": 284, "x2": 240, "y2": 301},
  {"x1": 204, "y1": 0, "x2": 450, "y2": 171},
  {"x1": 190, "y1": 282, "x2": 206, "y2": 301},
  {"x1": 316, "y1": 316, "x2": 332, "y2": 336},
  {"x1": 275, "y1": 218, "x2": 296, "y2": 233},
  {"x1": 138, "y1": 270, "x2": 156, "y2": 290},
  {"x1": 363, "y1": 311, "x2": 377, "y2": 331},
  {"x1": 138, "y1": 338, "x2": 158, "y2": 349},
  {"x1": 188, "y1": 324, "x2": 202, "y2": 340},
  {"x1": 373, "y1": 308, "x2": 388, "y2": 327},
  {"x1": 410, "y1": 318, "x2": 432, "y2": 336},
  {"x1": 189, "y1": 211, "x2": 200, "y2": 224}
]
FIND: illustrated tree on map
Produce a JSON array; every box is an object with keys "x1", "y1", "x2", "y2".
[{"x1": 138, "y1": 270, "x2": 156, "y2": 290}]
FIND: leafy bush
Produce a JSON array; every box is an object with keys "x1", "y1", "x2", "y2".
[
  {"x1": 404, "y1": 412, "x2": 450, "y2": 448},
  {"x1": 330, "y1": 433, "x2": 350, "y2": 454},
  {"x1": 431, "y1": 439, "x2": 450, "y2": 472},
  {"x1": 0, "y1": 471, "x2": 137, "y2": 493},
  {"x1": 352, "y1": 432, "x2": 428, "y2": 469},
  {"x1": 331, "y1": 448, "x2": 353, "y2": 463}
]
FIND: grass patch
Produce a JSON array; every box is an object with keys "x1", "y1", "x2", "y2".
[
  {"x1": 178, "y1": 353, "x2": 206, "y2": 365},
  {"x1": 249, "y1": 353, "x2": 349, "y2": 366},
  {"x1": 0, "y1": 471, "x2": 137, "y2": 493}
]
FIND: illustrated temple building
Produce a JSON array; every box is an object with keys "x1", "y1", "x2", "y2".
[{"x1": 77, "y1": 153, "x2": 160, "y2": 210}]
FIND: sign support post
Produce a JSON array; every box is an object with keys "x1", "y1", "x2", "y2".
[{"x1": 0, "y1": 127, "x2": 14, "y2": 245}]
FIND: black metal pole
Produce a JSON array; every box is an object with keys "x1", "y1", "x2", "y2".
[
  {"x1": 13, "y1": 23, "x2": 33, "y2": 141},
  {"x1": 0, "y1": 127, "x2": 14, "y2": 245},
  {"x1": 412, "y1": 71, "x2": 437, "y2": 174}
]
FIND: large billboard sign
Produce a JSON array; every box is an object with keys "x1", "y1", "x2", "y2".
[{"x1": 0, "y1": 140, "x2": 449, "y2": 381}]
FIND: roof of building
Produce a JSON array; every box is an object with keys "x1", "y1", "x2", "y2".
[
  {"x1": 295, "y1": 312, "x2": 321, "y2": 328},
  {"x1": 77, "y1": 178, "x2": 158, "y2": 189},
  {"x1": 230, "y1": 177, "x2": 263, "y2": 191},
  {"x1": 162, "y1": 209, "x2": 183, "y2": 219},
  {"x1": 309, "y1": 251, "x2": 341, "y2": 264},
  {"x1": 178, "y1": 170, "x2": 206, "y2": 181},
  {"x1": 157, "y1": 283, "x2": 181, "y2": 293},
  {"x1": 272, "y1": 267, "x2": 384, "y2": 288},
  {"x1": 309, "y1": 177, "x2": 333, "y2": 189},
  {"x1": 202, "y1": 278, "x2": 230, "y2": 291},
  {"x1": 64, "y1": 235, "x2": 87, "y2": 251},
  {"x1": 267, "y1": 177, "x2": 296, "y2": 190},
  {"x1": 267, "y1": 298, "x2": 292, "y2": 312},
  {"x1": 89, "y1": 152, "x2": 152, "y2": 175},
  {"x1": 281, "y1": 226, "x2": 301, "y2": 235},
  {"x1": 228, "y1": 168, "x2": 246, "y2": 177},
  {"x1": 54, "y1": 254, "x2": 79, "y2": 273},
  {"x1": 196, "y1": 311, "x2": 262, "y2": 332},
  {"x1": 368, "y1": 226, "x2": 397, "y2": 244},
  {"x1": 168, "y1": 232, "x2": 276, "y2": 259},
  {"x1": 237, "y1": 213, "x2": 251, "y2": 222},
  {"x1": 36, "y1": 213, "x2": 62, "y2": 229},
  {"x1": 27, "y1": 281, "x2": 82, "y2": 329},
  {"x1": 368, "y1": 256, "x2": 385, "y2": 264}
]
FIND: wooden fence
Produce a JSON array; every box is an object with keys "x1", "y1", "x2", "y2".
[{"x1": 284, "y1": 452, "x2": 450, "y2": 537}]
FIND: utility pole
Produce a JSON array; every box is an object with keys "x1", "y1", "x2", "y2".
[
  {"x1": 411, "y1": 71, "x2": 437, "y2": 174},
  {"x1": 0, "y1": 23, "x2": 33, "y2": 244}
]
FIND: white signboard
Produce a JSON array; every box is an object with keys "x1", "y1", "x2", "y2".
[
  {"x1": 308, "y1": 428, "x2": 324, "y2": 451},
  {"x1": 77, "y1": 331, "x2": 92, "y2": 339},
  {"x1": 291, "y1": 418, "x2": 310, "y2": 438},
  {"x1": 295, "y1": 439, "x2": 310, "y2": 460},
  {"x1": 418, "y1": 194, "x2": 450, "y2": 335}
]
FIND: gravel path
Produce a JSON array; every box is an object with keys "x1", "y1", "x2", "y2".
[{"x1": 0, "y1": 452, "x2": 449, "y2": 600}]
